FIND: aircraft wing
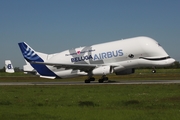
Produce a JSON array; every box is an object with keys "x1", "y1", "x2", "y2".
[{"x1": 30, "y1": 61, "x2": 97, "y2": 72}]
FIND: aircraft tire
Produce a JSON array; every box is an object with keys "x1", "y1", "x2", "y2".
[
  {"x1": 85, "y1": 79, "x2": 90, "y2": 83},
  {"x1": 98, "y1": 79, "x2": 104, "y2": 83},
  {"x1": 152, "y1": 70, "x2": 156, "y2": 73},
  {"x1": 104, "y1": 77, "x2": 108, "y2": 81},
  {"x1": 90, "y1": 77, "x2": 95, "y2": 81}
]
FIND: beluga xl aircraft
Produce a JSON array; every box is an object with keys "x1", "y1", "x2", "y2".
[{"x1": 18, "y1": 36, "x2": 175, "y2": 83}]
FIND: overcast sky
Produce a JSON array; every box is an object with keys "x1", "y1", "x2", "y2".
[{"x1": 0, "y1": 0, "x2": 180, "y2": 68}]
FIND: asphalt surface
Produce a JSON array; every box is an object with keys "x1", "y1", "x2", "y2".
[{"x1": 0, "y1": 80, "x2": 180, "y2": 85}]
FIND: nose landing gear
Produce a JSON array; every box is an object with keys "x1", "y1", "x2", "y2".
[{"x1": 152, "y1": 67, "x2": 156, "y2": 73}]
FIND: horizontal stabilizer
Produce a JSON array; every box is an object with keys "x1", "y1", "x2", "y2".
[
  {"x1": 40, "y1": 76, "x2": 56, "y2": 79},
  {"x1": 30, "y1": 61, "x2": 97, "y2": 72}
]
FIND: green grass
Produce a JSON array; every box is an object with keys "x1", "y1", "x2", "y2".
[
  {"x1": 1, "y1": 69, "x2": 180, "y2": 82},
  {"x1": 0, "y1": 72, "x2": 27, "y2": 76},
  {"x1": 0, "y1": 85, "x2": 180, "y2": 120},
  {"x1": 0, "y1": 69, "x2": 180, "y2": 119}
]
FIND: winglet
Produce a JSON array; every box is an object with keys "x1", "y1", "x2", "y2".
[{"x1": 5, "y1": 60, "x2": 15, "y2": 73}]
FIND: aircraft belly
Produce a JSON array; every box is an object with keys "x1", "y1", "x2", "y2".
[
  {"x1": 54, "y1": 69, "x2": 87, "y2": 78},
  {"x1": 119, "y1": 60, "x2": 139, "y2": 68}
]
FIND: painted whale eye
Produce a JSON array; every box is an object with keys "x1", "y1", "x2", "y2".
[{"x1": 128, "y1": 54, "x2": 134, "y2": 58}]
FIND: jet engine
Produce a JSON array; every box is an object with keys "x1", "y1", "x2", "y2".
[
  {"x1": 115, "y1": 68, "x2": 135, "y2": 75},
  {"x1": 92, "y1": 66, "x2": 112, "y2": 75}
]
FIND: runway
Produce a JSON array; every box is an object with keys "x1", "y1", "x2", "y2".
[{"x1": 0, "y1": 80, "x2": 180, "y2": 85}]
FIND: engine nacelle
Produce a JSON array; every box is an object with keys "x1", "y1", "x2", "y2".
[
  {"x1": 113, "y1": 65, "x2": 125, "y2": 72},
  {"x1": 92, "y1": 66, "x2": 112, "y2": 75},
  {"x1": 115, "y1": 69, "x2": 135, "y2": 75}
]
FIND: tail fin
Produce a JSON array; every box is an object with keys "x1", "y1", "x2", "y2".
[
  {"x1": 18, "y1": 42, "x2": 57, "y2": 77},
  {"x1": 5, "y1": 60, "x2": 15, "y2": 73},
  {"x1": 18, "y1": 42, "x2": 44, "y2": 62}
]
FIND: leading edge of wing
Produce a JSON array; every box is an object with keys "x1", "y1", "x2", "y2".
[{"x1": 30, "y1": 61, "x2": 97, "y2": 72}]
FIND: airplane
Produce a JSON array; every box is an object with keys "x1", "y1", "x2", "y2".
[
  {"x1": 5, "y1": 59, "x2": 38, "y2": 75},
  {"x1": 5, "y1": 60, "x2": 15, "y2": 73},
  {"x1": 18, "y1": 36, "x2": 175, "y2": 83}
]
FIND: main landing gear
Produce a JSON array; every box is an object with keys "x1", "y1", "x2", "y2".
[
  {"x1": 84, "y1": 75, "x2": 108, "y2": 83},
  {"x1": 84, "y1": 77, "x2": 95, "y2": 83},
  {"x1": 98, "y1": 75, "x2": 108, "y2": 83},
  {"x1": 152, "y1": 67, "x2": 156, "y2": 73}
]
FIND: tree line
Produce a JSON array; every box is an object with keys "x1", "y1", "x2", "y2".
[{"x1": 0, "y1": 67, "x2": 22, "y2": 72}]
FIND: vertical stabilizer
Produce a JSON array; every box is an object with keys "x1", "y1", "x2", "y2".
[
  {"x1": 5, "y1": 60, "x2": 15, "y2": 73},
  {"x1": 18, "y1": 42, "x2": 45, "y2": 62},
  {"x1": 18, "y1": 42, "x2": 57, "y2": 77}
]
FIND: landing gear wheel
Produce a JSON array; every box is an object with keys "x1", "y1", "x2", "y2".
[
  {"x1": 104, "y1": 77, "x2": 108, "y2": 81},
  {"x1": 98, "y1": 75, "x2": 109, "y2": 83},
  {"x1": 152, "y1": 70, "x2": 156, "y2": 73},
  {"x1": 84, "y1": 77, "x2": 95, "y2": 83},
  {"x1": 85, "y1": 79, "x2": 90, "y2": 83},
  {"x1": 90, "y1": 77, "x2": 95, "y2": 81},
  {"x1": 98, "y1": 79, "x2": 104, "y2": 83}
]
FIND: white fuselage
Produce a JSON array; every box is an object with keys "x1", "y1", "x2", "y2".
[{"x1": 43, "y1": 36, "x2": 174, "y2": 78}]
